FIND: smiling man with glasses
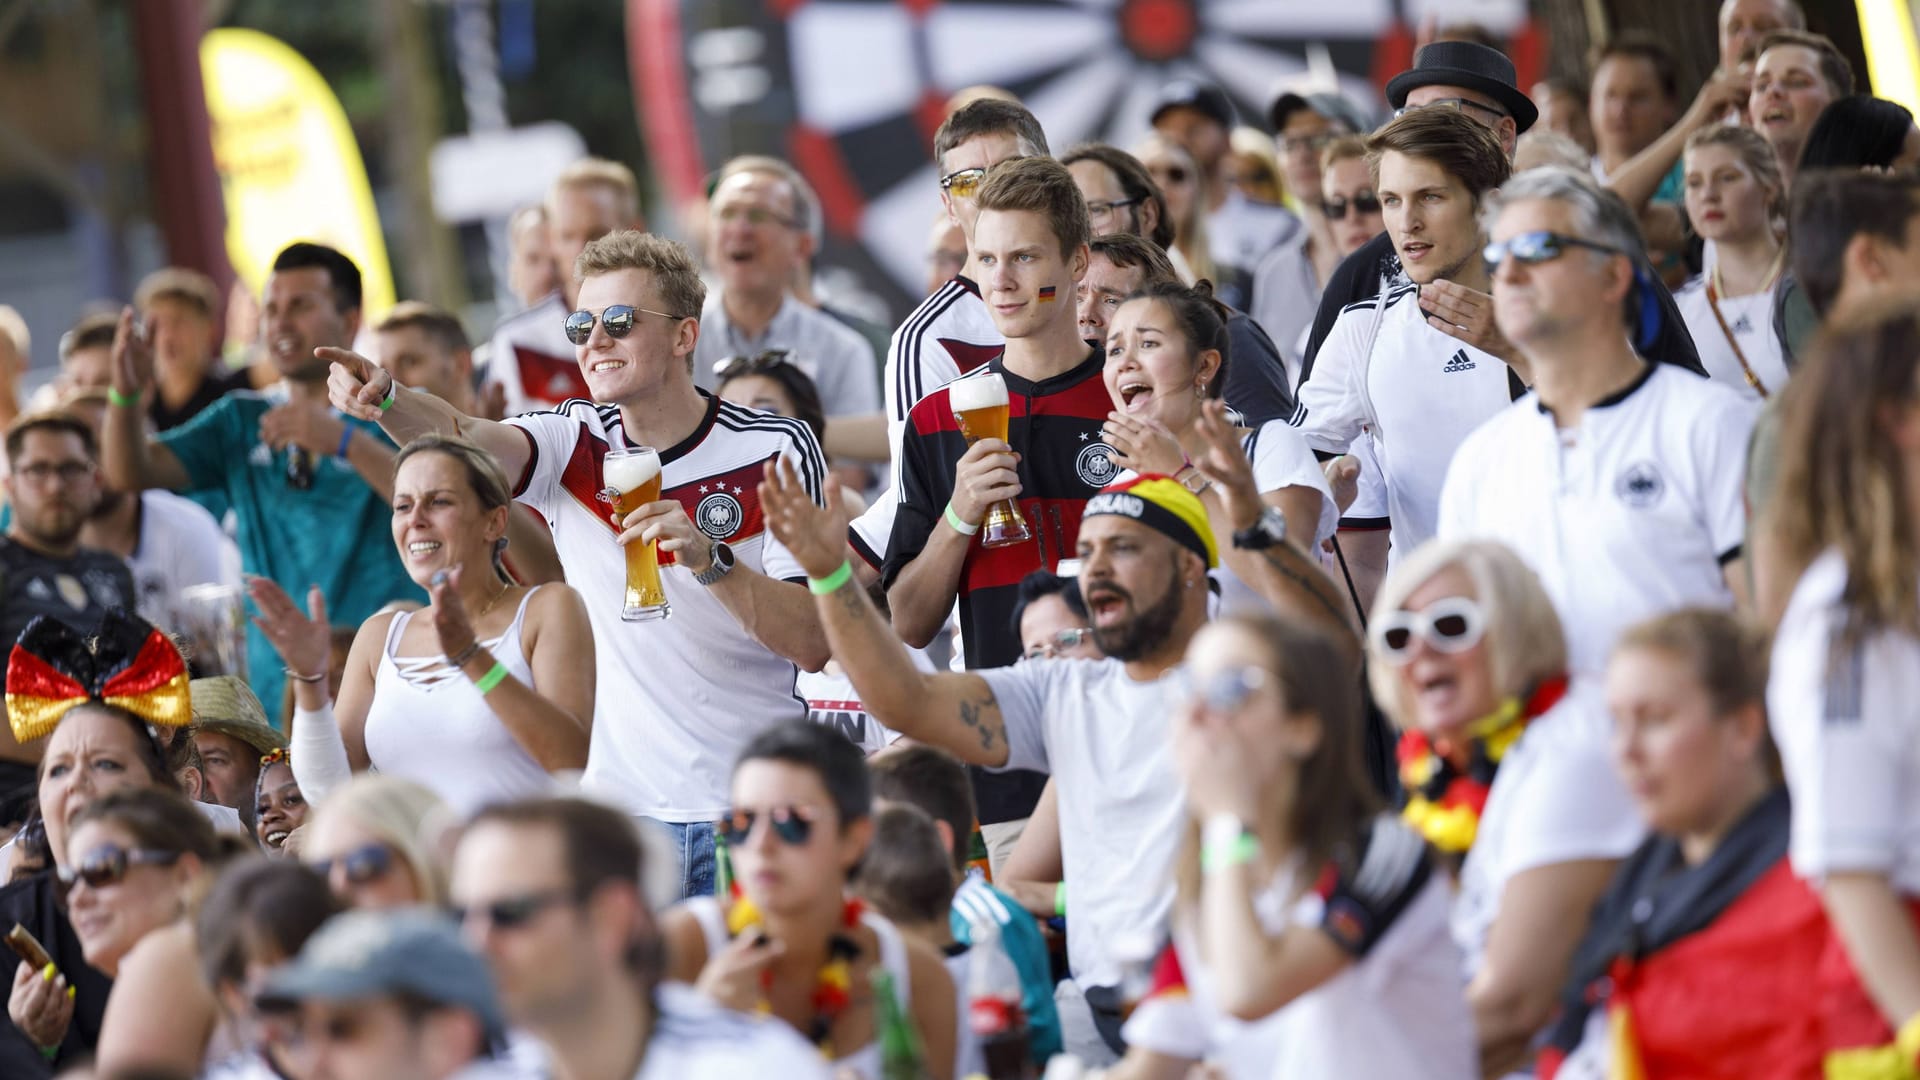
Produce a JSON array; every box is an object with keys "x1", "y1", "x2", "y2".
[
  {"x1": 0, "y1": 413, "x2": 133, "y2": 789},
  {"x1": 452, "y1": 797, "x2": 826, "y2": 1079},
  {"x1": 1439, "y1": 166, "x2": 1757, "y2": 678}
]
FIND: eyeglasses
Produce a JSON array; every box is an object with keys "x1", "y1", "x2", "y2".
[
  {"x1": 1321, "y1": 193, "x2": 1382, "y2": 221},
  {"x1": 1483, "y1": 231, "x2": 1625, "y2": 270},
  {"x1": 13, "y1": 461, "x2": 94, "y2": 485},
  {"x1": 59, "y1": 844, "x2": 182, "y2": 890},
  {"x1": 1149, "y1": 165, "x2": 1191, "y2": 185},
  {"x1": 719, "y1": 805, "x2": 817, "y2": 847},
  {"x1": 715, "y1": 205, "x2": 798, "y2": 230},
  {"x1": 1373, "y1": 597, "x2": 1486, "y2": 662},
  {"x1": 940, "y1": 168, "x2": 989, "y2": 198},
  {"x1": 1023, "y1": 627, "x2": 1095, "y2": 660},
  {"x1": 307, "y1": 842, "x2": 395, "y2": 886},
  {"x1": 1279, "y1": 132, "x2": 1337, "y2": 156},
  {"x1": 563, "y1": 304, "x2": 688, "y2": 346},
  {"x1": 454, "y1": 889, "x2": 577, "y2": 932},
  {"x1": 1086, "y1": 197, "x2": 1142, "y2": 220},
  {"x1": 1394, "y1": 98, "x2": 1509, "y2": 122},
  {"x1": 1192, "y1": 666, "x2": 1269, "y2": 714},
  {"x1": 713, "y1": 349, "x2": 794, "y2": 382}
]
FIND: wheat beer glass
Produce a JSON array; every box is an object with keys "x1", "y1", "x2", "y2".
[
  {"x1": 949, "y1": 373, "x2": 1032, "y2": 548},
  {"x1": 601, "y1": 447, "x2": 671, "y2": 621}
]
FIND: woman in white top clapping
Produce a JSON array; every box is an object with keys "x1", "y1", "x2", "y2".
[{"x1": 250, "y1": 434, "x2": 593, "y2": 814}]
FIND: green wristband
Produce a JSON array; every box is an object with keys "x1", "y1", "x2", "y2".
[
  {"x1": 472, "y1": 661, "x2": 509, "y2": 694},
  {"x1": 107, "y1": 386, "x2": 140, "y2": 409},
  {"x1": 808, "y1": 560, "x2": 854, "y2": 595},
  {"x1": 378, "y1": 382, "x2": 397, "y2": 411},
  {"x1": 944, "y1": 501, "x2": 980, "y2": 536},
  {"x1": 1201, "y1": 833, "x2": 1259, "y2": 874},
  {"x1": 1054, "y1": 881, "x2": 1067, "y2": 917}
]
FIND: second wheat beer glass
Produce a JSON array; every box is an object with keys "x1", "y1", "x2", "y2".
[
  {"x1": 601, "y1": 446, "x2": 671, "y2": 621},
  {"x1": 950, "y1": 373, "x2": 1032, "y2": 548}
]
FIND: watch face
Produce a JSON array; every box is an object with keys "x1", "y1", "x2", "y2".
[{"x1": 625, "y1": 0, "x2": 1530, "y2": 313}]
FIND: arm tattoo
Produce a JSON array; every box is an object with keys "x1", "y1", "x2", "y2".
[
  {"x1": 1256, "y1": 546, "x2": 1355, "y2": 631},
  {"x1": 957, "y1": 692, "x2": 998, "y2": 751}
]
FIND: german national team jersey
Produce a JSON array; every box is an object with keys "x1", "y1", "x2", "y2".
[
  {"x1": 1437, "y1": 363, "x2": 1755, "y2": 677},
  {"x1": 505, "y1": 393, "x2": 828, "y2": 821},
  {"x1": 486, "y1": 293, "x2": 590, "y2": 415},
  {"x1": 1291, "y1": 284, "x2": 1518, "y2": 559},
  {"x1": 1673, "y1": 275, "x2": 1788, "y2": 404},
  {"x1": 884, "y1": 350, "x2": 1114, "y2": 823},
  {"x1": 884, "y1": 275, "x2": 1004, "y2": 463}
]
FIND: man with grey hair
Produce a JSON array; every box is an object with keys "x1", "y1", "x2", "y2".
[
  {"x1": 1437, "y1": 166, "x2": 1756, "y2": 676},
  {"x1": 691, "y1": 156, "x2": 881, "y2": 433}
]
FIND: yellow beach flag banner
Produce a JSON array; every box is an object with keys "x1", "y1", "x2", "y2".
[
  {"x1": 1856, "y1": 0, "x2": 1920, "y2": 117},
  {"x1": 200, "y1": 28, "x2": 396, "y2": 319}
]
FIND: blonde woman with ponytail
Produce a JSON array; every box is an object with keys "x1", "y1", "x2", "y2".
[{"x1": 249, "y1": 434, "x2": 593, "y2": 814}]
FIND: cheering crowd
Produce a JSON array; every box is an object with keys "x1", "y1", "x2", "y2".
[{"x1": 3, "y1": 0, "x2": 1920, "y2": 1076}]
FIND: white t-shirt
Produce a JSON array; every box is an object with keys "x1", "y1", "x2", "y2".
[
  {"x1": 1673, "y1": 276, "x2": 1788, "y2": 404},
  {"x1": 1770, "y1": 549, "x2": 1920, "y2": 895},
  {"x1": 486, "y1": 293, "x2": 590, "y2": 416},
  {"x1": 1292, "y1": 284, "x2": 1515, "y2": 558},
  {"x1": 505, "y1": 394, "x2": 828, "y2": 821},
  {"x1": 978, "y1": 657, "x2": 1188, "y2": 988},
  {"x1": 129, "y1": 489, "x2": 239, "y2": 630},
  {"x1": 801, "y1": 654, "x2": 933, "y2": 754},
  {"x1": 632, "y1": 982, "x2": 832, "y2": 1079},
  {"x1": 1437, "y1": 363, "x2": 1756, "y2": 677},
  {"x1": 691, "y1": 293, "x2": 882, "y2": 418},
  {"x1": 1452, "y1": 679, "x2": 1644, "y2": 976},
  {"x1": 1207, "y1": 192, "x2": 1301, "y2": 275},
  {"x1": 1123, "y1": 820, "x2": 1475, "y2": 1080}
]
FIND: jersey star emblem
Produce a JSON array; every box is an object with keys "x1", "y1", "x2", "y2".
[
  {"x1": 732, "y1": 486, "x2": 744, "y2": 496},
  {"x1": 699, "y1": 485, "x2": 709, "y2": 494},
  {"x1": 1079, "y1": 432, "x2": 1089, "y2": 441}
]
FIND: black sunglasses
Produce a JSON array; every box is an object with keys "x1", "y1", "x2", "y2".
[
  {"x1": 1151, "y1": 165, "x2": 1190, "y2": 185},
  {"x1": 1483, "y1": 230, "x2": 1625, "y2": 270},
  {"x1": 454, "y1": 889, "x2": 577, "y2": 932},
  {"x1": 307, "y1": 842, "x2": 395, "y2": 887},
  {"x1": 563, "y1": 304, "x2": 687, "y2": 346},
  {"x1": 59, "y1": 844, "x2": 182, "y2": 890},
  {"x1": 1322, "y1": 193, "x2": 1382, "y2": 221},
  {"x1": 714, "y1": 349, "x2": 794, "y2": 383},
  {"x1": 719, "y1": 805, "x2": 817, "y2": 847}
]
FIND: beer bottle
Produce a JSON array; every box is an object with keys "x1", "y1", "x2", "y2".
[
  {"x1": 874, "y1": 968, "x2": 928, "y2": 1080},
  {"x1": 966, "y1": 918, "x2": 1035, "y2": 1079}
]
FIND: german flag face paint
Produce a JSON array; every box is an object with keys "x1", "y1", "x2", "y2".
[{"x1": 1038, "y1": 285, "x2": 1058, "y2": 303}]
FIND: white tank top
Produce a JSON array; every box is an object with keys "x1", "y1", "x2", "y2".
[
  {"x1": 683, "y1": 895, "x2": 911, "y2": 1079},
  {"x1": 362, "y1": 587, "x2": 552, "y2": 814}
]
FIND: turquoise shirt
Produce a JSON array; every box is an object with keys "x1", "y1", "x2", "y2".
[
  {"x1": 157, "y1": 390, "x2": 422, "y2": 715},
  {"x1": 951, "y1": 874, "x2": 1063, "y2": 1062}
]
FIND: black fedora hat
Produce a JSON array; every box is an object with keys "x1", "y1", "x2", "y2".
[{"x1": 1384, "y1": 41, "x2": 1538, "y2": 133}]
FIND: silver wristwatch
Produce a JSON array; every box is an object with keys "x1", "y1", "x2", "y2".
[
  {"x1": 693, "y1": 541, "x2": 735, "y2": 586},
  {"x1": 1231, "y1": 507, "x2": 1289, "y2": 550}
]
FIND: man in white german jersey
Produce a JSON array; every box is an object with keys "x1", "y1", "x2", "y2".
[
  {"x1": 329, "y1": 231, "x2": 830, "y2": 899},
  {"x1": 1439, "y1": 167, "x2": 1755, "y2": 675}
]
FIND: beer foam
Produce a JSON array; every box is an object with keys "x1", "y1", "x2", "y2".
[
  {"x1": 603, "y1": 449, "x2": 661, "y2": 493},
  {"x1": 947, "y1": 373, "x2": 1008, "y2": 412}
]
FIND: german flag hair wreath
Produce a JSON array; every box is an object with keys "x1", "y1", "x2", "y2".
[{"x1": 4, "y1": 610, "x2": 193, "y2": 743}]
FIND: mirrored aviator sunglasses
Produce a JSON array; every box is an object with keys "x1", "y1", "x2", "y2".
[
  {"x1": 719, "y1": 805, "x2": 815, "y2": 847},
  {"x1": 563, "y1": 305, "x2": 639, "y2": 346},
  {"x1": 1374, "y1": 597, "x2": 1486, "y2": 661}
]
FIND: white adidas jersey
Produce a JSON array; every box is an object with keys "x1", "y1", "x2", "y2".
[
  {"x1": 1290, "y1": 284, "x2": 1514, "y2": 558},
  {"x1": 1673, "y1": 276, "x2": 1788, "y2": 404},
  {"x1": 883, "y1": 275, "x2": 1003, "y2": 464},
  {"x1": 487, "y1": 293, "x2": 592, "y2": 415},
  {"x1": 1437, "y1": 363, "x2": 1755, "y2": 677},
  {"x1": 1771, "y1": 549, "x2": 1920, "y2": 896},
  {"x1": 505, "y1": 394, "x2": 828, "y2": 821}
]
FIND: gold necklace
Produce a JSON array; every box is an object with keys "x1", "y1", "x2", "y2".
[{"x1": 473, "y1": 581, "x2": 510, "y2": 621}]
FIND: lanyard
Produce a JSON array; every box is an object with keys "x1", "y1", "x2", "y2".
[{"x1": 1703, "y1": 251, "x2": 1783, "y2": 399}]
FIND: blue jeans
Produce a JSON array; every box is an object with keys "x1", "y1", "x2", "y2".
[{"x1": 648, "y1": 818, "x2": 716, "y2": 899}]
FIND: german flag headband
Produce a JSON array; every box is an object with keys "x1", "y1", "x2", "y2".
[
  {"x1": 6, "y1": 611, "x2": 193, "y2": 743},
  {"x1": 1083, "y1": 474, "x2": 1219, "y2": 569}
]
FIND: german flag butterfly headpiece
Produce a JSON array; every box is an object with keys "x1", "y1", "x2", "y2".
[{"x1": 5, "y1": 611, "x2": 192, "y2": 743}]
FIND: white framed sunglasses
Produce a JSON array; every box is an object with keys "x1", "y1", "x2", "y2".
[{"x1": 1372, "y1": 597, "x2": 1486, "y2": 662}]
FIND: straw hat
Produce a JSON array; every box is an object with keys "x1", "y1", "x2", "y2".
[{"x1": 189, "y1": 675, "x2": 287, "y2": 755}]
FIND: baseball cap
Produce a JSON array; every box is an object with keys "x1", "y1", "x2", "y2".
[
  {"x1": 190, "y1": 675, "x2": 287, "y2": 756},
  {"x1": 256, "y1": 909, "x2": 505, "y2": 1037},
  {"x1": 1268, "y1": 91, "x2": 1374, "y2": 137},
  {"x1": 1150, "y1": 80, "x2": 1237, "y2": 131}
]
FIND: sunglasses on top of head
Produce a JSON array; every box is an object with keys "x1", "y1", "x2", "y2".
[
  {"x1": 1372, "y1": 597, "x2": 1487, "y2": 663},
  {"x1": 1483, "y1": 231, "x2": 1625, "y2": 270},
  {"x1": 719, "y1": 805, "x2": 817, "y2": 847},
  {"x1": 1321, "y1": 193, "x2": 1382, "y2": 221},
  {"x1": 307, "y1": 842, "x2": 396, "y2": 886},
  {"x1": 563, "y1": 304, "x2": 688, "y2": 347},
  {"x1": 713, "y1": 349, "x2": 794, "y2": 382},
  {"x1": 59, "y1": 844, "x2": 182, "y2": 891}
]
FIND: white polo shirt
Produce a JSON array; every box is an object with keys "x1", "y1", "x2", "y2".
[
  {"x1": 691, "y1": 292, "x2": 882, "y2": 418},
  {"x1": 1673, "y1": 276, "x2": 1788, "y2": 404},
  {"x1": 1770, "y1": 549, "x2": 1920, "y2": 896},
  {"x1": 1291, "y1": 284, "x2": 1516, "y2": 559},
  {"x1": 506, "y1": 393, "x2": 828, "y2": 821},
  {"x1": 1437, "y1": 363, "x2": 1756, "y2": 677}
]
